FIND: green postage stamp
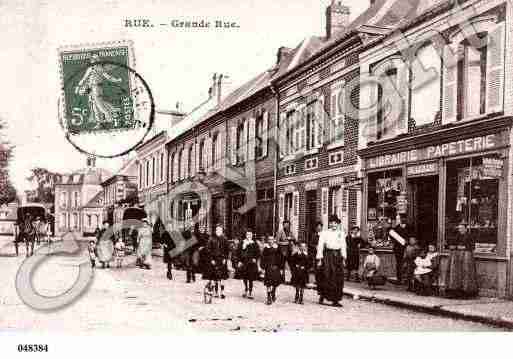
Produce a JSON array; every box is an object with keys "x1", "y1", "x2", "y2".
[{"x1": 58, "y1": 41, "x2": 138, "y2": 135}]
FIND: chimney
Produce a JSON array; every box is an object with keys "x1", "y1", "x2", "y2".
[
  {"x1": 209, "y1": 73, "x2": 218, "y2": 100},
  {"x1": 276, "y1": 46, "x2": 293, "y2": 65},
  {"x1": 215, "y1": 73, "x2": 231, "y2": 106},
  {"x1": 326, "y1": 1, "x2": 350, "y2": 39}
]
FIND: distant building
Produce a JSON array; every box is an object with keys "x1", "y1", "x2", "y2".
[
  {"x1": 54, "y1": 157, "x2": 111, "y2": 236},
  {"x1": 0, "y1": 203, "x2": 17, "y2": 235}
]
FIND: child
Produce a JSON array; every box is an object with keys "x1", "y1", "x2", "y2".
[
  {"x1": 114, "y1": 237, "x2": 125, "y2": 268},
  {"x1": 88, "y1": 240, "x2": 97, "y2": 268},
  {"x1": 291, "y1": 242, "x2": 309, "y2": 304},
  {"x1": 362, "y1": 246, "x2": 386, "y2": 289},
  {"x1": 426, "y1": 244, "x2": 440, "y2": 291},
  {"x1": 403, "y1": 237, "x2": 420, "y2": 291},
  {"x1": 236, "y1": 230, "x2": 260, "y2": 299},
  {"x1": 261, "y1": 236, "x2": 283, "y2": 305}
]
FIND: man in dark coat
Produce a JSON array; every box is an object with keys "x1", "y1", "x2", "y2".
[
  {"x1": 162, "y1": 229, "x2": 176, "y2": 280},
  {"x1": 391, "y1": 214, "x2": 411, "y2": 283}
]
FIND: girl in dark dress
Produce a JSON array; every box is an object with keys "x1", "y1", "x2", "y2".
[
  {"x1": 203, "y1": 224, "x2": 230, "y2": 299},
  {"x1": 291, "y1": 242, "x2": 309, "y2": 304},
  {"x1": 236, "y1": 230, "x2": 261, "y2": 299},
  {"x1": 261, "y1": 236, "x2": 283, "y2": 305},
  {"x1": 345, "y1": 226, "x2": 364, "y2": 282}
]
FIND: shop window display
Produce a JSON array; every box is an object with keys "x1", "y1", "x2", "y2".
[
  {"x1": 445, "y1": 156, "x2": 501, "y2": 254},
  {"x1": 367, "y1": 170, "x2": 403, "y2": 247}
]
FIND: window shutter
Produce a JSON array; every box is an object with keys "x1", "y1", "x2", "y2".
[
  {"x1": 190, "y1": 146, "x2": 196, "y2": 177},
  {"x1": 278, "y1": 193, "x2": 285, "y2": 230},
  {"x1": 205, "y1": 136, "x2": 212, "y2": 172},
  {"x1": 292, "y1": 191, "x2": 300, "y2": 239},
  {"x1": 195, "y1": 142, "x2": 200, "y2": 173},
  {"x1": 367, "y1": 81, "x2": 379, "y2": 143},
  {"x1": 242, "y1": 120, "x2": 248, "y2": 163},
  {"x1": 331, "y1": 93, "x2": 337, "y2": 143},
  {"x1": 316, "y1": 97, "x2": 324, "y2": 148},
  {"x1": 442, "y1": 43, "x2": 459, "y2": 124},
  {"x1": 173, "y1": 154, "x2": 178, "y2": 182},
  {"x1": 182, "y1": 149, "x2": 187, "y2": 180},
  {"x1": 321, "y1": 187, "x2": 329, "y2": 230},
  {"x1": 262, "y1": 111, "x2": 269, "y2": 158},
  {"x1": 337, "y1": 89, "x2": 345, "y2": 142},
  {"x1": 279, "y1": 113, "x2": 287, "y2": 158},
  {"x1": 248, "y1": 117, "x2": 256, "y2": 161},
  {"x1": 218, "y1": 130, "x2": 225, "y2": 169},
  {"x1": 486, "y1": 22, "x2": 505, "y2": 114},
  {"x1": 230, "y1": 126, "x2": 237, "y2": 165},
  {"x1": 397, "y1": 64, "x2": 409, "y2": 135},
  {"x1": 300, "y1": 107, "x2": 306, "y2": 151}
]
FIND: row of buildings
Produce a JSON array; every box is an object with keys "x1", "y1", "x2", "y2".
[{"x1": 54, "y1": 0, "x2": 513, "y2": 298}]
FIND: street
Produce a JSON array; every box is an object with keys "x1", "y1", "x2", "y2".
[{"x1": 0, "y1": 237, "x2": 503, "y2": 333}]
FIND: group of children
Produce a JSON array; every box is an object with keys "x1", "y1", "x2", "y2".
[
  {"x1": 361, "y1": 237, "x2": 440, "y2": 296},
  {"x1": 88, "y1": 221, "x2": 127, "y2": 269}
]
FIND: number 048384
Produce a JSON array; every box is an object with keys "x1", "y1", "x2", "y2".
[{"x1": 17, "y1": 344, "x2": 48, "y2": 352}]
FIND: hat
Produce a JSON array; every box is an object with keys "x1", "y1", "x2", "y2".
[{"x1": 328, "y1": 215, "x2": 341, "y2": 224}]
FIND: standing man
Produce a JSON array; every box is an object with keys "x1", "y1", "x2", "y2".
[
  {"x1": 137, "y1": 219, "x2": 153, "y2": 270},
  {"x1": 202, "y1": 224, "x2": 230, "y2": 299},
  {"x1": 316, "y1": 215, "x2": 346, "y2": 307},
  {"x1": 390, "y1": 214, "x2": 411, "y2": 284},
  {"x1": 276, "y1": 220, "x2": 296, "y2": 283}
]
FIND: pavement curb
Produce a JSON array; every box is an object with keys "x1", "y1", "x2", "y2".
[{"x1": 342, "y1": 287, "x2": 513, "y2": 330}]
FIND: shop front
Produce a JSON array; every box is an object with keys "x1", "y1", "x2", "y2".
[{"x1": 360, "y1": 128, "x2": 511, "y2": 297}]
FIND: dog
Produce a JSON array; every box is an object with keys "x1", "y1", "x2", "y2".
[{"x1": 203, "y1": 282, "x2": 214, "y2": 304}]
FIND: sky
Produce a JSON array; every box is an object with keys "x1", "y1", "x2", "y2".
[{"x1": 1, "y1": 0, "x2": 369, "y2": 194}]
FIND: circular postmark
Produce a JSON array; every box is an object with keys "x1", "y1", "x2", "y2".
[{"x1": 58, "y1": 59, "x2": 155, "y2": 158}]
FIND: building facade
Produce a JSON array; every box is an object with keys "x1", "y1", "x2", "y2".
[
  {"x1": 357, "y1": 0, "x2": 513, "y2": 297},
  {"x1": 54, "y1": 158, "x2": 110, "y2": 236},
  {"x1": 164, "y1": 73, "x2": 277, "y2": 240}
]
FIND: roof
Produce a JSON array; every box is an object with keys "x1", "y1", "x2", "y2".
[
  {"x1": 56, "y1": 167, "x2": 112, "y2": 186},
  {"x1": 274, "y1": 0, "x2": 451, "y2": 83},
  {"x1": 82, "y1": 190, "x2": 104, "y2": 209}
]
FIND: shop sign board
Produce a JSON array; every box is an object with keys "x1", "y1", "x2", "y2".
[
  {"x1": 482, "y1": 157, "x2": 504, "y2": 179},
  {"x1": 367, "y1": 133, "x2": 505, "y2": 169},
  {"x1": 407, "y1": 162, "x2": 439, "y2": 177}
]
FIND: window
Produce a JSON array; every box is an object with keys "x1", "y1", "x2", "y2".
[
  {"x1": 74, "y1": 191, "x2": 79, "y2": 208},
  {"x1": 367, "y1": 169, "x2": 404, "y2": 248},
  {"x1": 72, "y1": 213, "x2": 78, "y2": 229},
  {"x1": 87, "y1": 215, "x2": 91, "y2": 227},
  {"x1": 255, "y1": 114, "x2": 264, "y2": 158},
  {"x1": 236, "y1": 121, "x2": 246, "y2": 164},
  {"x1": 170, "y1": 153, "x2": 175, "y2": 182},
  {"x1": 458, "y1": 38, "x2": 487, "y2": 119},
  {"x1": 139, "y1": 163, "x2": 143, "y2": 188},
  {"x1": 212, "y1": 133, "x2": 219, "y2": 167},
  {"x1": 199, "y1": 139, "x2": 205, "y2": 171},
  {"x1": 284, "y1": 164, "x2": 296, "y2": 176},
  {"x1": 188, "y1": 146, "x2": 193, "y2": 178},
  {"x1": 160, "y1": 153, "x2": 164, "y2": 182},
  {"x1": 329, "y1": 151, "x2": 344, "y2": 165},
  {"x1": 331, "y1": 87, "x2": 344, "y2": 145},
  {"x1": 61, "y1": 192, "x2": 67, "y2": 207},
  {"x1": 445, "y1": 155, "x2": 500, "y2": 254},
  {"x1": 145, "y1": 161, "x2": 149, "y2": 188},
  {"x1": 152, "y1": 156, "x2": 156, "y2": 185},
  {"x1": 304, "y1": 158, "x2": 318, "y2": 170},
  {"x1": 178, "y1": 149, "x2": 183, "y2": 180},
  {"x1": 306, "y1": 101, "x2": 318, "y2": 151},
  {"x1": 377, "y1": 68, "x2": 398, "y2": 140},
  {"x1": 411, "y1": 44, "x2": 441, "y2": 126}
]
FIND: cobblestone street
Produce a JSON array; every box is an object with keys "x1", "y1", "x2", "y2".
[{"x1": 0, "y1": 238, "x2": 504, "y2": 333}]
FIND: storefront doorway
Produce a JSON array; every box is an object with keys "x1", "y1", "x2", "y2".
[{"x1": 408, "y1": 176, "x2": 438, "y2": 248}]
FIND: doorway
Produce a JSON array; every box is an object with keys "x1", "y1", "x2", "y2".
[{"x1": 408, "y1": 176, "x2": 438, "y2": 248}]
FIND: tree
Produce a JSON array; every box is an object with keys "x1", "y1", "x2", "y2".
[
  {"x1": 26, "y1": 167, "x2": 61, "y2": 203},
  {"x1": 0, "y1": 118, "x2": 17, "y2": 205}
]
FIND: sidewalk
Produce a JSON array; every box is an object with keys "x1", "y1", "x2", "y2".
[{"x1": 327, "y1": 280, "x2": 513, "y2": 329}]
